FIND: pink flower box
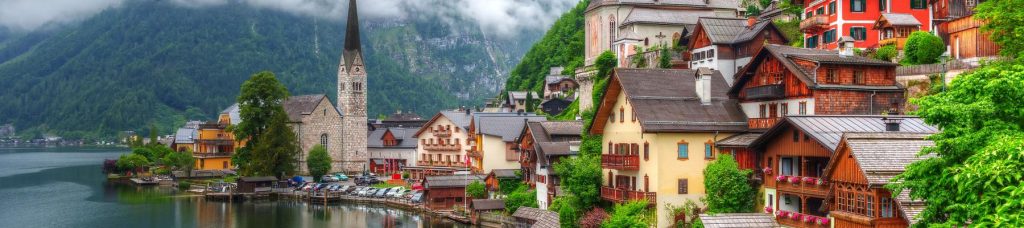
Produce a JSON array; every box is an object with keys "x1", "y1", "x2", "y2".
[
  {"x1": 762, "y1": 167, "x2": 773, "y2": 175},
  {"x1": 764, "y1": 206, "x2": 773, "y2": 213},
  {"x1": 776, "y1": 175, "x2": 787, "y2": 182},
  {"x1": 803, "y1": 177, "x2": 817, "y2": 184},
  {"x1": 789, "y1": 212, "x2": 801, "y2": 220},
  {"x1": 788, "y1": 176, "x2": 801, "y2": 184},
  {"x1": 775, "y1": 210, "x2": 789, "y2": 219},
  {"x1": 803, "y1": 215, "x2": 815, "y2": 223},
  {"x1": 816, "y1": 178, "x2": 826, "y2": 186},
  {"x1": 818, "y1": 217, "x2": 831, "y2": 225}
]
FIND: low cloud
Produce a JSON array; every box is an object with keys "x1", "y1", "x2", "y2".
[{"x1": 0, "y1": 0, "x2": 578, "y2": 37}]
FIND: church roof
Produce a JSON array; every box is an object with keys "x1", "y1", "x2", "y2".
[
  {"x1": 342, "y1": 0, "x2": 363, "y2": 71},
  {"x1": 282, "y1": 95, "x2": 330, "y2": 122}
]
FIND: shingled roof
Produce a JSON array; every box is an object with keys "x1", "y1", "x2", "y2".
[
  {"x1": 367, "y1": 127, "x2": 418, "y2": 148},
  {"x1": 512, "y1": 207, "x2": 560, "y2": 228},
  {"x1": 698, "y1": 213, "x2": 781, "y2": 228},
  {"x1": 716, "y1": 132, "x2": 762, "y2": 148},
  {"x1": 282, "y1": 95, "x2": 330, "y2": 122},
  {"x1": 750, "y1": 116, "x2": 939, "y2": 153},
  {"x1": 591, "y1": 68, "x2": 748, "y2": 134},
  {"x1": 620, "y1": 8, "x2": 716, "y2": 27},
  {"x1": 470, "y1": 199, "x2": 506, "y2": 211},
  {"x1": 588, "y1": 0, "x2": 741, "y2": 12},
  {"x1": 875, "y1": 13, "x2": 922, "y2": 28},
  {"x1": 476, "y1": 115, "x2": 546, "y2": 142},
  {"x1": 414, "y1": 110, "x2": 473, "y2": 137},
  {"x1": 520, "y1": 121, "x2": 583, "y2": 164},
  {"x1": 729, "y1": 44, "x2": 901, "y2": 96},
  {"x1": 693, "y1": 17, "x2": 786, "y2": 45}
]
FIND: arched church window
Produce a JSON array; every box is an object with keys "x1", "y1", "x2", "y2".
[
  {"x1": 321, "y1": 134, "x2": 328, "y2": 151},
  {"x1": 608, "y1": 15, "x2": 616, "y2": 49}
]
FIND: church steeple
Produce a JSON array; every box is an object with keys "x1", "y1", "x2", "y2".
[{"x1": 342, "y1": 0, "x2": 362, "y2": 70}]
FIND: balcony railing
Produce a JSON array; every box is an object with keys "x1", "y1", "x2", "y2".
[
  {"x1": 601, "y1": 154, "x2": 640, "y2": 170},
  {"x1": 879, "y1": 37, "x2": 908, "y2": 49},
  {"x1": 748, "y1": 118, "x2": 780, "y2": 129},
  {"x1": 466, "y1": 147, "x2": 481, "y2": 158},
  {"x1": 799, "y1": 15, "x2": 830, "y2": 32},
  {"x1": 422, "y1": 144, "x2": 461, "y2": 151},
  {"x1": 775, "y1": 175, "x2": 828, "y2": 197},
  {"x1": 600, "y1": 186, "x2": 656, "y2": 205},
  {"x1": 746, "y1": 84, "x2": 785, "y2": 100},
  {"x1": 416, "y1": 161, "x2": 467, "y2": 167},
  {"x1": 936, "y1": 0, "x2": 979, "y2": 20},
  {"x1": 193, "y1": 152, "x2": 232, "y2": 157},
  {"x1": 432, "y1": 130, "x2": 452, "y2": 138}
]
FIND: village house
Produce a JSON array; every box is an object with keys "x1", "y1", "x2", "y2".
[
  {"x1": 423, "y1": 174, "x2": 485, "y2": 210},
  {"x1": 729, "y1": 42, "x2": 904, "y2": 131},
  {"x1": 184, "y1": 107, "x2": 245, "y2": 171},
  {"x1": 539, "y1": 99, "x2": 573, "y2": 116},
  {"x1": 173, "y1": 127, "x2": 197, "y2": 152},
  {"x1": 406, "y1": 110, "x2": 473, "y2": 179},
  {"x1": 469, "y1": 199, "x2": 506, "y2": 226},
  {"x1": 467, "y1": 113, "x2": 546, "y2": 174},
  {"x1": 366, "y1": 127, "x2": 417, "y2": 175},
  {"x1": 930, "y1": 0, "x2": 1000, "y2": 61},
  {"x1": 516, "y1": 120, "x2": 582, "y2": 209},
  {"x1": 819, "y1": 132, "x2": 931, "y2": 227},
  {"x1": 369, "y1": 110, "x2": 427, "y2": 130},
  {"x1": 798, "y1": 0, "x2": 931, "y2": 49},
  {"x1": 685, "y1": 14, "x2": 789, "y2": 85},
  {"x1": 578, "y1": 0, "x2": 741, "y2": 110},
  {"x1": 591, "y1": 68, "x2": 748, "y2": 227},
  {"x1": 873, "y1": 13, "x2": 923, "y2": 51},
  {"x1": 507, "y1": 91, "x2": 541, "y2": 113},
  {"x1": 543, "y1": 67, "x2": 578, "y2": 100},
  {"x1": 484, "y1": 169, "x2": 519, "y2": 197},
  {"x1": 747, "y1": 115, "x2": 937, "y2": 228}
]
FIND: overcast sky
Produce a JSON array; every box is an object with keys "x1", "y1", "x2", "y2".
[{"x1": 0, "y1": 0, "x2": 579, "y2": 37}]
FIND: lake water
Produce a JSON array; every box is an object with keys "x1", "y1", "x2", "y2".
[{"x1": 0, "y1": 147, "x2": 464, "y2": 227}]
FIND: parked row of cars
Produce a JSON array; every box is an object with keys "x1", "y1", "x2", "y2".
[{"x1": 294, "y1": 183, "x2": 424, "y2": 203}]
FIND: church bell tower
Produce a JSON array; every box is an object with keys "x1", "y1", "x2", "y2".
[{"x1": 337, "y1": 0, "x2": 368, "y2": 173}]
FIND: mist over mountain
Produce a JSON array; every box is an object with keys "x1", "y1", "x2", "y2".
[{"x1": 0, "y1": 0, "x2": 564, "y2": 139}]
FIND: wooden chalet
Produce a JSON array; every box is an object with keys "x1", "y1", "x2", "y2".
[
  {"x1": 423, "y1": 174, "x2": 485, "y2": 210},
  {"x1": 930, "y1": 0, "x2": 1000, "y2": 60},
  {"x1": 515, "y1": 120, "x2": 582, "y2": 209},
  {"x1": 236, "y1": 176, "x2": 277, "y2": 193},
  {"x1": 821, "y1": 132, "x2": 932, "y2": 227},
  {"x1": 484, "y1": 169, "x2": 519, "y2": 194},
  {"x1": 686, "y1": 16, "x2": 788, "y2": 85},
  {"x1": 875, "y1": 13, "x2": 923, "y2": 50},
  {"x1": 748, "y1": 116, "x2": 937, "y2": 228},
  {"x1": 729, "y1": 43, "x2": 904, "y2": 131}
]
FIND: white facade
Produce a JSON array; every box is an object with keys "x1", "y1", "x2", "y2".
[
  {"x1": 740, "y1": 98, "x2": 816, "y2": 118},
  {"x1": 535, "y1": 162, "x2": 550, "y2": 210}
]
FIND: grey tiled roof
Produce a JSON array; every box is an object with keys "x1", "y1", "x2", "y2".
[
  {"x1": 512, "y1": 207, "x2": 560, "y2": 228},
  {"x1": 490, "y1": 169, "x2": 519, "y2": 179},
  {"x1": 367, "y1": 127, "x2": 418, "y2": 148},
  {"x1": 716, "y1": 133, "x2": 762, "y2": 147},
  {"x1": 424, "y1": 174, "x2": 485, "y2": 188},
  {"x1": 470, "y1": 199, "x2": 506, "y2": 211},
  {"x1": 879, "y1": 13, "x2": 922, "y2": 27},
  {"x1": 752, "y1": 116, "x2": 939, "y2": 153},
  {"x1": 698, "y1": 213, "x2": 781, "y2": 228},
  {"x1": 174, "y1": 128, "x2": 198, "y2": 144},
  {"x1": 545, "y1": 76, "x2": 575, "y2": 85},
  {"x1": 620, "y1": 8, "x2": 716, "y2": 27},
  {"x1": 610, "y1": 68, "x2": 748, "y2": 133},
  {"x1": 440, "y1": 110, "x2": 474, "y2": 129},
  {"x1": 508, "y1": 91, "x2": 540, "y2": 101},
  {"x1": 696, "y1": 17, "x2": 775, "y2": 45},
  {"x1": 589, "y1": 0, "x2": 741, "y2": 11},
  {"x1": 896, "y1": 190, "x2": 926, "y2": 225},
  {"x1": 282, "y1": 95, "x2": 328, "y2": 122},
  {"x1": 477, "y1": 116, "x2": 547, "y2": 142},
  {"x1": 840, "y1": 132, "x2": 935, "y2": 186}
]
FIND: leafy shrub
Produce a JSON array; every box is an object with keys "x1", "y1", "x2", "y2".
[
  {"x1": 900, "y1": 31, "x2": 945, "y2": 65},
  {"x1": 466, "y1": 181, "x2": 486, "y2": 199},
  {"x1": 875, "y1": 45, "x2": 898, "y2": 62}
]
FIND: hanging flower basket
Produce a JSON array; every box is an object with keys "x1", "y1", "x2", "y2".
[
  {"x1": 788, "y1": 176, "x2": 801, "y2": 184},
  {"x1": 817, "y1": 217, "x2": 831, "y2": 225},
  {"x1": 762, "y1": 167, "x2": 773, "y2": 175},
  {"x1": 776, "y1": 175, "x2": 787, "y2": 182},
  {"x1": 764, "y1": 206, "x2": 773, "y2": 213},
  {"x1": 802, "y1": 177, "x2": 817, "y2": 184}
]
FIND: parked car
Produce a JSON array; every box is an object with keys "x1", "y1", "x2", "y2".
[
  {"x1": 388, "y1": 187, "x2": 406, "y2": 198},
  {"x1": 322, "y1": 175, "x2": 338, "y2": 182},
  {"x1": 334, "y1": 173, "x2": 349, "y2": 181},
  {"x1": 411, "y1": 192, "x2": 424, "y2": 203},
  {"x1": 300, "y1": 183, "x2": 315, "y2": 191},
  {"x1": 362, "y1": 188, "x2": 377, "y2": 197},
  {"x1": 374, "y1": 188, "x2": 390, "y2": 198}
]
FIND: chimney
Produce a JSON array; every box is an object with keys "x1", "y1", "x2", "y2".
[
  {"x1": 747, "y1": 16, "x2": 757, "y2": 28},
  {"x1": 695, "y1": 67, "x2": 713, "y2": 105},
  {"x1": 838, "y1": 36, "x2": 855, "y2": 56},
  {"x1": 882, "y1": 117, "x2": 903, "y2": 131}
]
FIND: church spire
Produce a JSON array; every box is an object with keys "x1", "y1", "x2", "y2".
[{"x1": 344, "y1": 0, "x2": 361, "y2": 52}]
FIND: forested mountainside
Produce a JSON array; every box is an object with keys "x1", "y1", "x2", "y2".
[
  {"x1": 0, "y1": 1, "x2": 538, "y2": 139},
  {"x1": 503, "y1": 0, "x2": 589, "y2": 94}
]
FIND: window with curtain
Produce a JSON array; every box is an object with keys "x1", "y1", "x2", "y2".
[
  {"x1": 851, "y1": 0, "x2": 865, "y2": 12},
  {"x1": 880, "y1": 0, "x2": 887, "y2": 11},
  {"x1": 911, "y1": 0, "x2": 927, "y2": 9},
  {"x1": 829, "y1": 2, "x2": 836, "y2": 14},
  {"x1": 850, "y1": 27, "x2": 867, "y2": 40},
  {"x1": 823, "y1": 29, "x2": 836, "y2": 43},
  {"x1": 677, "y1": 143, "x2": 689, "y2": 159},
  {"x1": 816, "y1": 7, "x2": 825, "y2": 15}
]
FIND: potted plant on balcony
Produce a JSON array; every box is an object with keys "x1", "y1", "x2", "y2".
[
  {"x1": 802, "y1": 215, "x2": 815, "y2": 223},
  {"x1": 775, "y1": 210, "x2": 789, "y2": 219},
  {"x1": 762, "y1": 167, "x2": 772, "y2": 175},
  {"x1": 764, "y1": 206, "x2": 773, "y2": 213},
  {"x1": 802, "y1": 177, "x2": 817, "y2": 185},
  {"x1": 776, "y1": 175, "x2": 787, "y2": 183},
  {"x1": 817, "y1": 217, "x2": 830, "y2": 225},
  {"x1": 788, "y1": 176, "x2": 801, "y2": 185},
  {"x1": 789, "y1": 212, "x2": 802, "y2": 220}
]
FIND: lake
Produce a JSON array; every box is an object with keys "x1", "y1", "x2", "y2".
[{"x1": 0, "y1": 147, "x2": 464, "y2": 227}]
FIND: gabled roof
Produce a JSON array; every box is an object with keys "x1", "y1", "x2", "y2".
[
  {"x1": 715, "y1": 132, "x2": 762, "y2": 148},
  {"x1": 282, "y1": 95, "x2": 333, "y2": 122},
  {"x1": 588, "y1": 0, "x2": 742, "y2": 12},
  {"x1": 691, "y1": 17, "x2": 787, "y2": 45},
  {"x1": 545, "y1": 76, "x2": 577, "y2": 85},
  {"x1": 424, "y1": 174, "x2": 485, "y2": 188},
  {"x1": 824, "y1": 132, "x2": 935, "y2": 187},
  {"x1": 729, "y1": 44, "x2": 901, "y2": 96},
  {"x1": 749, "y1": 116, "x2": 939, "y2": 153},
  {"x1": 508, "y1": 91, "x2": 540, "y2": 101},
  {"x1": 698, "y1": 213, "x2": 781, "y2": 228},
  {"x1": 875, "y1": 13, "x2": 922, "y2": 29},
  {"x1": 489, "y1": 169, "x2": 519, "y2": 179},
  {"x1": 512, "y1": 207, "x2": 560, "y2": 228},
  {"x1": 620, "y1": 8, "x2": 716, "y2": 27},
  {"x1": 519, "y1": 121, "x2": 583, "y2": 162},
  {"x1": 413, "y1": 110, "x2": 473, "y2": 137},
  {"x1": 367, "y1": 127, "x2": 418, "y2": 148},
  {"x1": 477, "y1": 115, "x2": 547, "y2": 142},
  {"x1": 470, "y1": 199, "x2": 506, "y2": 211},
  {"x1": 590, "y1": 68, "x2": 748, "y2": 134},
  {"x1": 221, "y1": 104, "x2": 241, "y2": 125}
]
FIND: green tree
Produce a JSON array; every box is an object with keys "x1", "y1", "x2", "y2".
[
  {"x1": 976, "y1": 0, "x2": 1024, "y2": 58},
  {"x1": 702, "y1": 154, "x2": 756, "y2": 213},
  {"x1": 505, "y1": 185, "x2": 539, "y2": 214},
  {"x1": 900, "y1": 31, "x2": 945, "y2": 65},
  {"x1": 602, "y1": 201, "x2": 653, "y2": 228},
  {"x1": 306, "y1": 145, "x2": 332, "y2": 182},
  {"x1": 233, "y1": 71, "x2": 290, "y2": 175},
  {"x1": 148, "y1": 124, "x2": 159, "y2": 146},
  {"x1": 874, "y1": 45, "x2": 898, "y2": 62},
  {"x1": 658, "y1": 45, "x2": 672, "y2": 68},
  {"x1": 162, "y1": 149, "x2": 195, "y2": 171},
  {"x1": 466, "y1": 181, "x2": 487, "y2": 199},
  {"x1": 132, "y1": 147, "x2": 156, "y2": 162},
  {"x1": 525, "y1": 91, "x2": 536, "y2": 113},
  {"x1": 889, "y1": 62, "x2": 1024, "y2": 226},
  {"x1": 116, "y1": 153, "x2": 150, "y2": 174},
  {"x1": 250, "y1": 111, "x2": 300, "y2": 178}
]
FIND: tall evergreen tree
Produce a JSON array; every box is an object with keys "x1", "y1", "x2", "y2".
[
  {"x1": 251, "y1": 111, "x2": 299, "y2": 178},
  {"x1": 233, "y1": 71, "x2": 290, "y2": 174},
  {"x1": 148, "y1": 124, "x2": 158, "y2": 146},
  {"x1": 525, "y1": 92, "x2": 536, "y2": 113}
]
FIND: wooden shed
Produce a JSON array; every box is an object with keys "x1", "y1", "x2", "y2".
[{"x1": 237, "y1": 176, "x2": 277, "y2": 193}]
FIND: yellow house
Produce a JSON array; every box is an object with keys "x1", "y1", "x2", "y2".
[
  {"x1": 590, "y1": 68, "x2": 749, "y2": 227},
  {"x1": 190, "y1": 105, "x2": 248, "y2": 171},
  {"x1": 467, "y1": 114, "x2": 546, "y2": 174}
]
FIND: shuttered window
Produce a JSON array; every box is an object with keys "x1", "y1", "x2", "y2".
[
  {"x1": 850, "y1": 27, "x2": 867, "y2": 41},
  {"x1": 704, "y1": 143, "x2": 714, "y2": 159}
]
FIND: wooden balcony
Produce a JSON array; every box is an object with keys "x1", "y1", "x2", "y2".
[
  {"x1": 935, "y1": 0, "x2": 978, "y2": 21},
  {"x1": 416, "y1": 161, "x2": 466, "y2": 167},
  {"x1": 775, "y1": 175, "x2": 828, "y2": 197},
  {"x1": 879, "y1": 37, "x2": 908, "y2": 49},
  {"x1": 466, "y1": 147, "x2": 482, "y2": 158},
  {"x1": 600, "y1": 186, "x2": 656, "y2": 205},
  {"x1": 748, "y1": 118, "x2": 780, "y2": 129},
  {"x1": 601, "y1": 154, "x2": 640, "y2": 170},
  {"x1": 193, "y1": 152, "x2": 232, "y2": 158},
  {"x1": 745, "y1": 84, "x2": 785, "y2": 100},
  {"x1": 422, "y1": 144, "x2": 461, "y2": 151},
  {"x1": 432, "y1": 130, "x2": 452, "y2": 138},
  {"x1": 799, "y1": 15, "x2": 830, "y2": 33}
]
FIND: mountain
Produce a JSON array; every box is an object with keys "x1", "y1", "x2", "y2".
[
  {"x1": 0, "y1": 1, "x2": 540, "y2": 139},
  {"x1": 503, "y1": 0, "x2": 588, "y2": 94}
]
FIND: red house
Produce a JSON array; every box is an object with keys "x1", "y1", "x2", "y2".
[{"x1": 799, "y1": 0, "x2": 931, "y2": 49}]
